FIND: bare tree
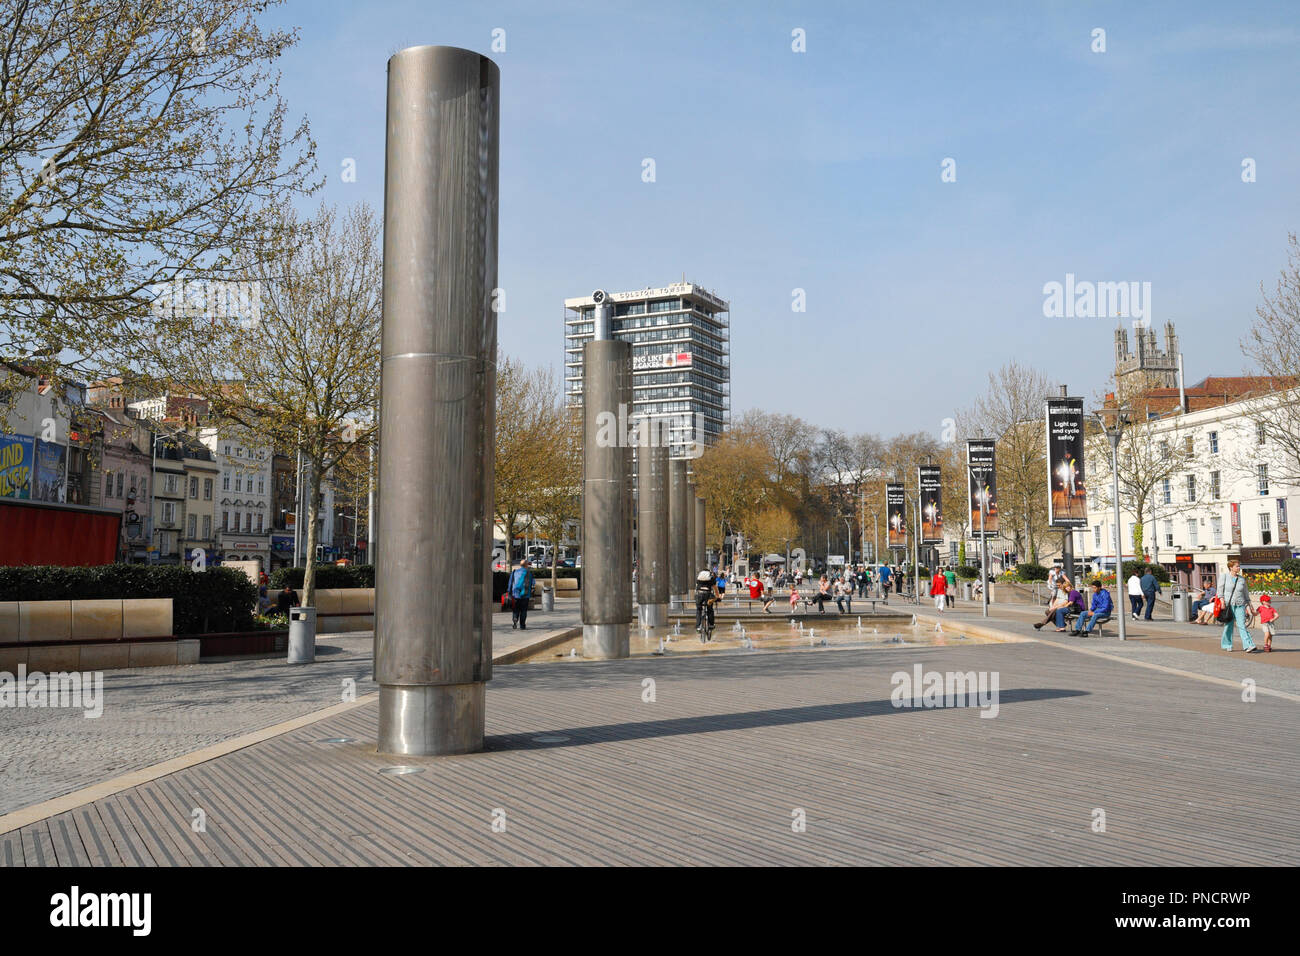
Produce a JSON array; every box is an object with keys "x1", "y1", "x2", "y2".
[
  {"x1": 962, "y1": 361, "x2": 1054, "y2": 562},
  {"x1": 1240, "y1": 231, "x2": 1300, "y2": 484},
  {"x1": 135, "y1": 202, "x2": 380, "y2": 606}
]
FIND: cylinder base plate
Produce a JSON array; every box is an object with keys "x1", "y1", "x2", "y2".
[{"x1": 378, "y1": 683, "x2": 485, "y2": 756}]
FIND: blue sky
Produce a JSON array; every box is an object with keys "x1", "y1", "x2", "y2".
[{"x1": 265, "y1": 0, "x2": 1300, "y2": 435}]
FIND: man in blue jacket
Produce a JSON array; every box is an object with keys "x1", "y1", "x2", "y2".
[
  {"x1": 509, "y1": 558, "x2": 535, "y2": 630},
  {"x1": 1072, "y1": 581, "x2": 1113, "y2": 636},
  {"x1": 1139, "y1": 567, "x2": 1162, "y2": 621}
]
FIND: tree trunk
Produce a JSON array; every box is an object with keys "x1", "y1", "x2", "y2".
[{"x1": 303, "y1": 455, "x2": 323, "y2": 608}]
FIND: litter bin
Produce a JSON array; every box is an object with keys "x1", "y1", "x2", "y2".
[
  {"x1": 542, "y1": 585, "x2": 554, "y2": 612},
  {"x1": 962, "y1": 582, "x2": 973, "y2": 601},
  {"x1": 1171, "y1": 590, "x2": 1190, "y2": 623},
  {"x1": 288, "y1": 606, "x2": 316, "y2": 663}
]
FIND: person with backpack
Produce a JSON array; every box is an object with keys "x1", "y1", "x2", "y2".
[
  {"x1": 694, "y1": 569, "x2": 721, "y2": 641},
  {"x1": 508, "y1": 558, "x2": 535, "y2": 630},
  {"x1": 1218, "y1": 558, "x2": 1258, "y2": 653}
]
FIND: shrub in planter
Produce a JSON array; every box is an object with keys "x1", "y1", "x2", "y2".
[
  {"x1": 956, "y1": 564, "x2": 978, "y2": 579},
  {"x1": 1015, "y1": 562, "x2": 1049, "y2": 581},
  {"x1": 269, "y1": 564, "x2": 375, "y2": 590},
  {"x1": 1279, "y1": 557, "x2": 1300, "y2": 577},
  {"x1": 0, "y1": 565, "x2": 256, "y2": 635}
]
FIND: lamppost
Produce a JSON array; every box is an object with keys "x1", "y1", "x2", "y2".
[{"x1": 1091, "y1": 408, "x2": 1130, "y2": 642}]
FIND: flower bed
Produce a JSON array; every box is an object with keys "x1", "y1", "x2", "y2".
[{"x1": 1245, "y1": 571, "x2": 1300, "y2": 596}]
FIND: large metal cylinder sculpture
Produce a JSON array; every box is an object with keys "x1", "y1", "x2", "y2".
[
  {"x1": 668, "y1": 458, "x2": 690, "y2": 605},
  {"x1": 636, "y1": 439, "x2": 669, "y2": 627},
  {"x1": 375, "y1": 46, "x2": 499, "y2": 756},
  {"x1": 695, "y1": 495, "x2": 707, "y2": 578},
  {"x1": 686, "y1": 478, "x2": 697, "y2": 578},
  {"x1": 581, "y1": 294, "x2": 633, "y2": 659}
]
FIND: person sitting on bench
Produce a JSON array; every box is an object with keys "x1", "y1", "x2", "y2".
[{"x1": 1071, "y1": 581, "x2": 1113, "y2": 637}]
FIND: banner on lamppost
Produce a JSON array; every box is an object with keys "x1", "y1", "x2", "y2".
[
  {"x1": 967, "y1": 439, "x2": 999, "y2": 537},
  {"x1": 1278, "y1": 499, "x2": 1289, "y2": 545},
  {"x1": 886, "y1": 483, "x2": 907, "y2": 550},
  {"x1": 1230, "y1": 502, "x2": 1242, "y2": 546},
  {"x1": 918, "y1": 465, "x2": 943, "y2": 544},
  {"x1": 1046, "y1": 397, "x2": 1087, "y2": 528}
]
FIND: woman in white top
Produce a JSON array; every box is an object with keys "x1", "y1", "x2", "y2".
[{"x1": 1126, "y1": 572, "x2": 1143, "y2": 619}]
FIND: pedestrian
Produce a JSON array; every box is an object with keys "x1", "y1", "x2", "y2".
[
  {"x1": 835, "y1": 578, "x2": 852, "y2": 614},
  {"x1": 1140, "y1": 566, "x2": 1161, "y2": 621},
  {"x1": 1218, "y1": 558, "x2": 1259, "y2": 653},
  {"x1": 930, "y1": 567, "x2": 947, "y2": 612},
  {"x1": 1126, "y1": 569, "x2": 1144, "y2": 619},
  {"x1": 943, "y1": 565, "x2": 957, "y2": 608},
  {"x1": 1257, "y1": 593, "x2": 1277, "y2": 652},
  {"x1": 694, "y1": 569, "x2": 721, "y2": 642},
  {"x1": 878, "y1": 562, "x2": 892, "y2": 598},
  {"x1": 509, "y1": 558, "x2": 535, "y2": 630},
  {"x1": 789, "y1": 583, "x2": 800, "y2": 612},
  {"x1": 275, "y1": 584, "x2": 300, "y2": 617}
]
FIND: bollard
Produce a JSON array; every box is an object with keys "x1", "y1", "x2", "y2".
[{"x1": 288, "y1": 606, "x2": 316, "y2": 663}]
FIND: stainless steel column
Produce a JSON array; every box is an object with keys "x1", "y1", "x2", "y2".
[
  {"x1": 686, "y1": 478, "x2": 697, "y2": 577},
  {"x1": 695, "y1": 495, "x2": 707, "y2": 576},
  {"x1": 636, "y1": 439, "x2": 669, "y2": 627},
  {"x1": 668, "y1": 458, "x2": 690, "y2": 606},
  {"x1": 581, "y1": 294, "x2": 632, "y2": 659},
  {"x1": 375, "y1": 46, "x2": 499, "y2": 756}
]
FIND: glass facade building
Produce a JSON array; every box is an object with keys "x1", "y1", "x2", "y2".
[{"x1": 563, "y1": 282, "x2": 730, "y2": 459}]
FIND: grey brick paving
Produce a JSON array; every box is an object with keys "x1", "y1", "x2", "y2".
[{"x1": 4, "y1": 639, "x2": 1297, "y2": 866}]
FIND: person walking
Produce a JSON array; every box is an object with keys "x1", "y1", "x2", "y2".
[
  {"x1": 878, "y1": 563, "x2": 892, "y2": 599},
  {"x1": 508, "y1": 558, "x2": 535, "y2": 630},
  {"x1": 1140, "y1": 567, "x2": 1161, "y2": 621},
  {"x1": 943, "y1": 565, "x2": 957, "y2": 608},
  {"x1": 930, "y1": 567, "x2": 947, "y2": 612},
  {"x1": 1257, "y1": 593, "x2": 1277, "y2": 652},
  {"x1": 1126, "y1": 570, "x2": 1144, "y2": 619},
  {"x1": 1218, "y1": 558, "x2": 1259, "y2": 653}
]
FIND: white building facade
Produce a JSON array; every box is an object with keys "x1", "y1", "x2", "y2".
[
  {"x1": 1082, "y1": 390, "x2": 1299, "y2": 590},
  {"x1": 200, "y1": 428, "x2": 272, "y2": 570}
]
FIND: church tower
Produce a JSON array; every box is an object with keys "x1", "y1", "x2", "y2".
[{"x1": 1115, "y1": 320, "x2": 1179, "y2": 402}]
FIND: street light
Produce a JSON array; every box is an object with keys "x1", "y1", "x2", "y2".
[{"x1": 1091, "y1": 407, "x2": 1130, "y2": 642}]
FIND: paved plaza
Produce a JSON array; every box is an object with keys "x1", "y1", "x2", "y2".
[{"x1": 2, "y1": 600, "x2": 1297, "y2": 866}]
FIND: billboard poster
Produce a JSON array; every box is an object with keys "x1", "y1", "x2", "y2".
[
  {"x1": 1278, "y1": 499, "x2": 1289, "y2": 545},
  {"x1": 886, "y1": 483, "x2": 907, "y2": 550},
  {"x1": 33, "y1": 440, "x2": 67, "y2": 503},
  {"x1": 966, "y1": 439, "x2": 999, "y2": 537},
  {"x1": 918, "y1": 465, "x2": 943, "y2": 544},
  {"x1": 0, "y1": 434, "x2": 34, "y2": 499},
  {"x1": 1230, "y1": 502, "x2": 1241, "y2": 546},
  {"x1": 1045, "y1": 398, "x2": 1087, "y2": 527}
]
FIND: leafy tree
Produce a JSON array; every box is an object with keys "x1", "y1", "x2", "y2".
[{"x1": 0, "y1": 0, "x2": 318, "y2": 401}]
